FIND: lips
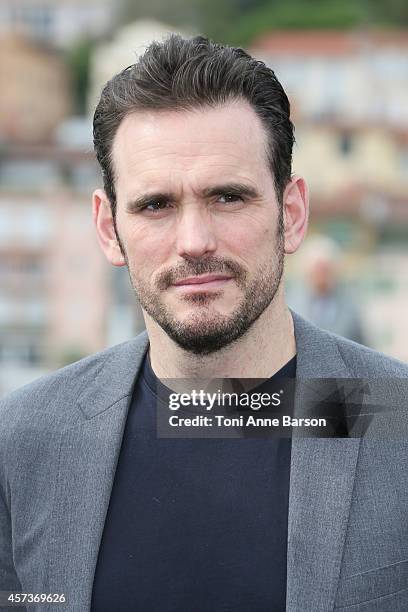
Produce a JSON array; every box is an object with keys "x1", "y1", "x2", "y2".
[{"x1": 172, "y1": 274, "x2": 232, "y2": 286}]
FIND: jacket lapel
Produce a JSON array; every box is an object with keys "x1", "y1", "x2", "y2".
[
  {"x1": 287, "y1": 312, "x2": 362, "y2": 612},
  {"x1": 46, "y1": 333, "x2": 150, "y2": 611}
]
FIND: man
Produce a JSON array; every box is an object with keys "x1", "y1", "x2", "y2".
[{"x1": 1, "y1": 35, "x2": 408, "y2": 612}]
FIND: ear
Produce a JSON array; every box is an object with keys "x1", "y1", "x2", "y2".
[
  {"x1": 92, "y1": 189, "x2": 126, "y2": 266},
  {"x1": 282, "y1": 175, "x2": 309, "y2": 255}
]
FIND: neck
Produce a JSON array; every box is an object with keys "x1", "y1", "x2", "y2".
[{"x1": 145, "y1": 291, "x2": 296, "y2": 379}]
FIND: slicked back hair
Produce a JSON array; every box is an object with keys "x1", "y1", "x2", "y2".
[{"x1": 93, "y1": 34, "x2": 295, "y2": 220}]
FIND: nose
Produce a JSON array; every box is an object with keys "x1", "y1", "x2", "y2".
[{"x1": 175, "y1": 206, "x2": 217, "y2": 259}]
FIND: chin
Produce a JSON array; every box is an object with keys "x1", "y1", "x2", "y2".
[{"x1": 177, "y1": 307, "x2": 234, "y2": 328}]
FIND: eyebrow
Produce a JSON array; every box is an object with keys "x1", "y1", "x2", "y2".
[
  {"x1": 125, "y1": 182, "x2": 260, "y2": 212},
  {"x1": 125, "y1": 193, "x2": 173, "y2": 213},
  {"x1": 201, "y1": 183, "x2": 260, "y2": 199}
]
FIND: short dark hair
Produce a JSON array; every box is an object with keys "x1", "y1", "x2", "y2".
[{"x1": 93, "y1": 34, "x2": 294, "y2": 219}]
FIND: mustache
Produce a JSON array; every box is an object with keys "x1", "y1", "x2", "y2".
[{"x1": 155, "y1": 257, "x2": 248, "y2": 290}]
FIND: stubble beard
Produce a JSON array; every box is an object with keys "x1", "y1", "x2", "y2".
[{"x1": 117, "y1": 226, "x2": 285, "y2": 356}]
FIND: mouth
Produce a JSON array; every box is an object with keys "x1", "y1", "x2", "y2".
[{"x1": 171, "y1": 274, "x2": 233, "y2": 291}]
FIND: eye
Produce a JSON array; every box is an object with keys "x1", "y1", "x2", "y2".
[
  {"x1": 217, "y1": 192, "x2": 244, "y2": 204},
  {"x1": 141, "y1": 200, "x2": 172, "y2": 213}
]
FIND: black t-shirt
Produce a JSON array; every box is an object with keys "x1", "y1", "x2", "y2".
[{"x1": 91, "y1": 353, "x2": 296, "y2": 612}]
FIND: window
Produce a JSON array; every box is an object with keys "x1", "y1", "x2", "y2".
[{"x1": 338, "y1": 132, "x2": 353, "y2": 156}]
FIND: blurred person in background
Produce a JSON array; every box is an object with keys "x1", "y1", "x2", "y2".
[{"x1": 289, "y1": 236, "x2": 367, "y2": 345}]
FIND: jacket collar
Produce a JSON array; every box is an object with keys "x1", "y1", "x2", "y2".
[
  {"x1": 77, "y1": 331, "x2": 149, "y2": 419},
  {"x1": 291, "y1": 309, "x2": 351, "y2": 378}
]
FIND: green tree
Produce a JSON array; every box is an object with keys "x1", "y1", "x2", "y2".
[
  {"x1": 222, "y1": 0, "x2": 372, "y2": 46},
  {"x1": 67, "y1": 38, "x2": 94, "y2": 116},
  {"x1": 118, "y1": 0, "x2": 240, "y2": 39}
]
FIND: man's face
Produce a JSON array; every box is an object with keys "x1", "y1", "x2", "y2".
[{"x1": 106, "y1": 100, "x2": 286, "y2": 355}]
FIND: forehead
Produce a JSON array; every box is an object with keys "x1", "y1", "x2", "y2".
[{"x1": 111, "y1": 99, "x2": 272, "y2": 196}]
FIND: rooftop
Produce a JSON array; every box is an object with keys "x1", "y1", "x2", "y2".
[{"x1": 251, "y1": 29, "x2": 408, "y2": 56}]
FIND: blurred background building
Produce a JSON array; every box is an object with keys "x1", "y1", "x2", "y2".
[
  {"x1": 0, "y1": 0, "x2": 117, "y2": 48},
  {"x1": 1, "y1": 0, "x2": 408, "y2": 395}
]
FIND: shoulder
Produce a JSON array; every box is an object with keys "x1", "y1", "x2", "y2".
[
  {"x1": 0, "y1": 331, "x2": 149, "y2": 432},
  {"x1": 291, "y1": 309, "x2": 408, "y2": 378},
  {"x1": 0, "y1": 332, "x2": 148, "y2": 495},
  {"x1": 331, "y1": 332, "x2": 408, "y2": 378}
]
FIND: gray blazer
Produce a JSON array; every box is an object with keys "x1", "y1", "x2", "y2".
[{"x1": 1, "y1": 311, "x2": 408, "y2": 612}]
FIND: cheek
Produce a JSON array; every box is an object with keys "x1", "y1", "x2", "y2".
[
  {"x1": 123, "y1": 224, "x2": 173, "y2": 275},
  {"x1": 222, "y1": 220, "x2": 274, "y2": 264}
]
